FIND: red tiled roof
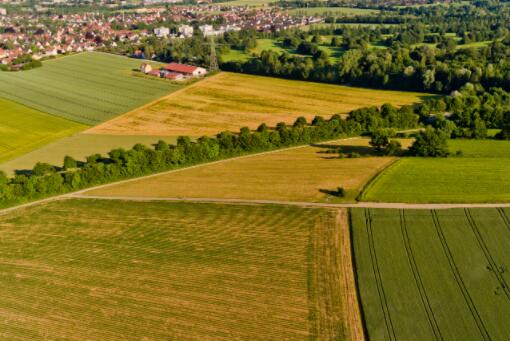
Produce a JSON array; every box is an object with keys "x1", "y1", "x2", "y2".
[{"x1": 164, "y1": 62, "x2": 198, "y2": 74}]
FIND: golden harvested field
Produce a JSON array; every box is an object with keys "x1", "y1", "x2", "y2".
[
  {"x1": 86, "y1": 72, "x2": 433, "y2": 137},
  {"x1": 0, "y1": 199, "x2": 352, "y2": 340},
  {"x1": 85, "y1": 138, "x2": 396, "y2": 202}
]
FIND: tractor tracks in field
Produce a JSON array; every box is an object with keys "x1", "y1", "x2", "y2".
[
  {"x1": 464, "y1": 209, "x2": 510, "y2": 302},
  {"x1": 399, "y1": 210, "x2": 443, "y2": 341},
  {"x1": 431, "y1": 210, "x2": 491, "y2": 341},
  {"x1": 497, "y1": 208, "x2": 510, "y2": 234},
  {"x1": 364, "y1": 209, "x2": 397, "y2": 341}
]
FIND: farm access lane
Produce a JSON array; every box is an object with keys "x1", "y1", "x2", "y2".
[{"x1": 69, "y1": 194, "x2": 510, "y2": 210}]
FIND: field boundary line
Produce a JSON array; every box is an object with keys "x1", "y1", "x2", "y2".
[
  {"x1": 68, "y1": 195, "x2": 510, "y2": 210},
  {"x1": 339, "y1": 210, "x2": 365, "y2": 341},
  {"x1": 356, "y1": 158, "x2": 402, "y2": 202},
  {"x1": 364, "y1": 208, "x2": 396, "y2": 340},
  {"x1": 464, "y1": 209, "x2": 510, "y2": 301},
  {"x1": 399, "y1": 210, "x2": 443, "y2": 340},
  {"x1": 431, "y1": 210, "x2": 490, "y2": 340}
]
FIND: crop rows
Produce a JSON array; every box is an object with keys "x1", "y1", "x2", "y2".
[
  {"x1": 0, "y1": 199, "x2": 344, "y2": 340},
  {"x1": 0, "y1": 52, "x2": 181, "y2": 125},
  {"x1": 351, "y1": 208, "x2": 510, "y2": 340}
]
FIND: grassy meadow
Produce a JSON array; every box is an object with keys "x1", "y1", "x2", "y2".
[
  {"x1": 0, "y1": 199, "x2": 352, "y2": 340},
  {"x1": 0, "y1": 134, "x2": 179, "y2": 175},
  {"x1": 361, "y1": 139, "x2": 510, "y2": 203},
  {"x1": 88, "y1": 72, "x2": 433, "y2": 137},
  {"x1": 84, "y1": 138, "x2": 396, "y2": 202},
  {"x1": 352, "y1": 208, "x2": 510, "y2": 340},
  {"x1": 0, "y1": 98, "x2": 86, "y2": 163},
  {"x1": 222, "y1": 37, "x2": 349, "y2": 62},
  {"x1": 0, "y1": 52, "x2": 181, "y2": 125}
]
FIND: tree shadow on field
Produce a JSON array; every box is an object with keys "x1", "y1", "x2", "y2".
[
  {"x1": 311, "y1": 143, "x2": 376, "y2": 158},
  {"x1": 14, "y1": 169, "x2": 31, "y2": 176}
]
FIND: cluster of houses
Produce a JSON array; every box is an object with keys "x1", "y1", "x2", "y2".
[
  {"x1": 0, "y1": 12, "x2": 149, "y2": 66},
  {"x1": 0, "y1": 2, "x2": 323, "y2": 67},
  {"x1": 140, "y1": 62, "x2": 207, "y2": 80}
]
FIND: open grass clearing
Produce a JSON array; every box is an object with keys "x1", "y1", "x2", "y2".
[
  {"x1": 221, "y1": 37, "x2": 384, "y2": 62},
  {"x1": 0, "y1": 198, "x2": 351, "y2": 340},
  {"x1": 361, "y1": 139, "x2": 510, "y2": 203},
  {"x1": 0, "y1": 134, "x2": 179, "y2": 175},
  {"x1": 84, "y1": 137, "x2": 396, "y2": 203},
  {"x1": 0, "y1": 98, "x2": 86, "y2": 163},
  {"x1": 87, "y1": 72, "x2": 433, "y2": 137},
  {"x1": 0, "y1": 52, "x2": 181, "y2": 125},
  {"x1": 351, "y1": 207, "x2": 510, "y2": 340}
]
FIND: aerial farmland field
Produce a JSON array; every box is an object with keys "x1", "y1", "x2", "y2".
[
  {"x1": 0, "y1": 98, "x2": 86, "y2": 163},
  {"x1": 0, "y1": 52, "x2": 181, "y2": 125},
  {"x1": 360, "y1": 139, "x2": 510, "y2": 203},
  {"x1": 83, "y1": 137, "x2": 398, "y2": 202},
  {"x1": 0, "y1": 199, "x2": 356, "y2": 340},
  {"x1": 87, "y1": 72, "x2": 433, "y2": 136},
  {"x1": 351, "y1": 208, "x2": 510, "y2": 340}
]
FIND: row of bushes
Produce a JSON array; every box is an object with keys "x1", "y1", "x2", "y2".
[{"x1": 0, "y1": 114, "x2": 370, "y2": 208}]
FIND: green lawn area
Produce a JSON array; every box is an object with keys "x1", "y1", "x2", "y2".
[
  {"x1": 221, "y1": 35, "x2": 393, "y2": 63},
  {"x1": 0, "y1": 199, "x2": 344, "y2": 340},
  {"x1": 0, "y1": 52, "x2": 182, "y2": 125},
  {"x1": 0, "y1": 98, "x2": 86, "y2": 163},
  {"x1": 222, "y1": 37, "x2": 348, "y2": 62},
  {"x1": 352, "y1": 207, "x2": 510, "y2": 340},
  {"x1": 360, "y1": 139, "x2": 510, "y2": 203}
]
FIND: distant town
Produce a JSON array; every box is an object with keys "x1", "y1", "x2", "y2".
[{"x1": 0, "y1": 0, "x2": 322, "y2": 70}]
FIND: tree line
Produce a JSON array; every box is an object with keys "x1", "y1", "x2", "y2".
[{"x1": 0, "y1": 95, "x2": 452, "y2": 208}]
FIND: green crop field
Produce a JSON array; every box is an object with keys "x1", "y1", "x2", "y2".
[
  {"x1": 351, "y1": 208, "x2": 510, "y2": 340},
  {"x1": 360, "y1": 139, "x2": 510, "y2": 203},
  {"x1": 0, "y1": 199, "x2": 350, "y2": 340},
  {"x1": 0, "y1": 52, "x2": 181, "y2": 125},
  {"x1": 0, "y1": 98, "x2": 86, "y2": 163}
]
